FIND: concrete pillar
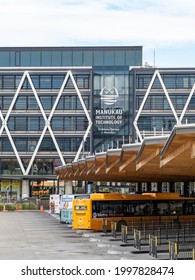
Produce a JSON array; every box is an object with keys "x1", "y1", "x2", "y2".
[
  {"x1": 22, "y1": 180, "x2": 30, "y2": 198},
  {"x1": 65, "y1": 181, "x2": 73, "y2": 194}
]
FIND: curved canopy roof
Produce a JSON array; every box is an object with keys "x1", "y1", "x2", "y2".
[{"x1": 55, "y1": 124, "x2": 195, "y2": 183}]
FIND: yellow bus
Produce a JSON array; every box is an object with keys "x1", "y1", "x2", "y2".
[{"x1": 72, "y1": 192, "x2": 195, "y2": 231}]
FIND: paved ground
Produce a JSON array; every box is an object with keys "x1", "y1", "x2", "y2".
[{"x1": 0, "y1": 210, "x2": 160, "y2": 260}]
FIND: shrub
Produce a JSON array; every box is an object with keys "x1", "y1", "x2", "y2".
[
  {"x1": 19, "y1": 202, "x2": 37, "y2": 210},
  {"x1": 5, "y1": 203, "x2": 16, "y2": 211}
]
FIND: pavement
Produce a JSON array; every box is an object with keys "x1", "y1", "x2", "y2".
[{"x1": 0, "y1": 210, "x2": 164, "y2": 260}]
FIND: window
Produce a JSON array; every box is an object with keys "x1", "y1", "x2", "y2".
[
  {"x1": 62, "y1": 50, "x2": 72, "y2": 66},
  {"x1": 56, "y1": 97, "x2": 64, "y2": 110},
  {"x1": 115, "y1": 51, "x2": 125, "y2": 65},
  {"x1": 51, "y1": 51, "x2": 61, "y2": 66},
  {"x1": 15, "y1": 138, "x2": 27, "y2": 151},
  {"x1": 64, "y1": 96, "x2": 72, "y2": 110},
  {"x1": 3, "y1": 96, "x2": 12, "y2": 110},
  {"x1": 52, "y1": 75, "x2": 64, "y2": 89},
  {"x1": 3, "y1": 76, "x2": 15, "y2": 89},
  {"x1": 73, "y1": 51, "x2": 82, "y2": 66},
  {"x1": 31, "y1": 75, "x2": 40, "y2": 88},
  {"x1": 76, "y1": 116, "x2": 88, "y2": 130},
  {"x1": 42, "y1": 51, "x2": 51, "y2": 66},
  {"x1": 64, "y1": 117, "x2": 72, "y2": 130},
  {"x1": 28, "y1": 96, "x2": 39, "y2": 110},
  {"x1": 0, "y1": 51, "x2": 9, "y2": 66},
  {"x1": 94, "y1": 51, "x2": 104, "y2": 66},
  {"x1": 2, "y1": 138, "x2": 12, "y2": 151},
  {"x1": 104, "y1": 51, "x2": 114, "y2": 66},
  {"x1": 31, "y1": 51, "x2": 41, "y2": 66},
  {"x1": 40, "y1": 75, "x2": 51, "y2": 89},
  {"x1": 83, "y1": 50, "x2": 93, "y2": 66},
  {"x1": 169, "y1": 201, "x2": 183, "y2": 215},
  {"x1": 51, "y1": 116, "x2": 63, "y2": 130},
  {"x1": 15, "y1": 117, "x2": 27, "y2": 130},
  {"x1": 14, "y1": 96, "x2": 27, "y2": 110},
  {"x1": 21, "y1": 51, "x2": 31, "y2": 66},
  {"x1": 28, "y1": 117, "x2": 39, "y2": 131},
  {"x1": 40, "y1": 96, "x2": 52, "y2": 110},
  {"x1": 40, "y1": 138, "x2": 55, "y2": 151}
]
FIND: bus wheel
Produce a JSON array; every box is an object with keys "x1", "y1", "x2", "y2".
[{"x1": 116, "y1": 220, "x2": 127, "y2": 232}]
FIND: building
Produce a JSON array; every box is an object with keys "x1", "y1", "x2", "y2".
[
  {"x1": 0, "y1": 46, "x2": 142, "y2": 200},
  {"x1": 56, "y1": 67, "x2": 195, "y2": 196},
  {"x1": 130, "y1": 67, "x2": 195, "y2": 141}
]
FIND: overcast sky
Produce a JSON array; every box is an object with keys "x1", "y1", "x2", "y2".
[{"x1": 1, "y1": 0, "x2": 195, "y2": 67}]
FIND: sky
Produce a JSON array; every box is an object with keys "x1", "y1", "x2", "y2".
[{"x1": 1, "y1": 0, "x2": 195, "y2": 67}]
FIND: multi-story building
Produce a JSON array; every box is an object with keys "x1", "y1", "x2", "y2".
[
  {"x1": 130, "y1": 67, "x2": 195, "y2": 142},
  {"x1": 56, "y1": 67, "x2": 195, "y2": 196},
  {"x1": 0, "y1": 46, "x2": 142, "y2": 199}
]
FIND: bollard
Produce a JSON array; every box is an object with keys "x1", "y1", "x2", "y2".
[
  {"x1": 40, "y1": 205, "x2": 44, "y2": 212},
  {"x1": 16, "y1": 204, "x2": 19, "y2": 211}
]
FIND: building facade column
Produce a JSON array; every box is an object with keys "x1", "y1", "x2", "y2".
[
  {"x1": 65, "y1": 181, "x2": 73, "y2": 194},
  {"x1": 22, "y1": 180, "x2": 30, "y2": 198}
]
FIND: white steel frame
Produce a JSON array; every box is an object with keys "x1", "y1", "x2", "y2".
[
  {"x1": 133, "y1": 69, "x2": 195, "y2": 142},
  {"x1": 0, "y1": 69, "x2": 92, "y2": 175}
]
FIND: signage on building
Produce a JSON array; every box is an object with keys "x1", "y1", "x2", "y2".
[
  {"x1": 94, "y1": 87, "x2": 124, "y2": 135},
  {"x1": 100, "y1": 87, "x2": 119, "y2": 105}
]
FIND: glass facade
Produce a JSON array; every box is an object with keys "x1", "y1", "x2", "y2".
[
  {"x1": 130, "y1": 68, "x2": 195, "y2": 140},
  {"x1": 0, "y1": 46, "x2": 142, "y2": 183},
  {"x1": 0, "y1": 67, "x2": 92, "y2": 182}
]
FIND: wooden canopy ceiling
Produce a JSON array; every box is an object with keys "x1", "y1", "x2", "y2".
[{"x1": 55, "y1": 124, "x2": 195, "y2": 183}]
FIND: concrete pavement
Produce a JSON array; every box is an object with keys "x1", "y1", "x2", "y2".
[{"x1": 0, "y1": 211, "x2": 159, "y2": 260}]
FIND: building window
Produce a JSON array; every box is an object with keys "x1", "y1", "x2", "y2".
[{"x1": 40, "y1": 75, "x2": 52, "y2": 89}]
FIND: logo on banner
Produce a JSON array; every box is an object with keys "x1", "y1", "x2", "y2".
[{"x1": 100, "y1": 87, "x2": 119, "y2": 105}]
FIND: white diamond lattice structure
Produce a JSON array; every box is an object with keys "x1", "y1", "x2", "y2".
[
  {"x1": 0, "y1": 70, "x2": 92, "y2": 175},
  {"x1": 133, "y1": 69, "x2": 195, "y2": 142}
]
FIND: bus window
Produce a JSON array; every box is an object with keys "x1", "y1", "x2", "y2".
[
  {"x1": 92, "y1": 201, "x2": 124, "y2": 217},
  {"x1": 142, "y1": 203, "x2": 154, "y2": 215},
  {"x1": 134, "y1": 201, "x2": 153, "y2": 216},
  {"x1": 122, "y1": 201, "x2": 135, "y2": 215},
  {"x1": 156, "y1": 202, "x2": 169, "y2": 215},
  {"x1": 184, "y1": 201, "x2": 195, "y2": 215},
  {"x1": 169, "y1": 201, "x2": 183, "y2": 215},
  {"x1": 92, "y1": 201, "x2": 109, "y2": 218}
]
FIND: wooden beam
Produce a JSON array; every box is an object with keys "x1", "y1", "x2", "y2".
[
  {"x1": 95, "y1": 161, "x2": 106, "y2": 174},
  {"x1": 136, "y1": 147, "x2": 160, "y2": 170},
  {"x1": 160, "y1": 139, "x2": 191, "y2": 167},
  {"x1": 191, "y1": 139, "x2": 195, "y2": 158},
  {"x1": 106, "y1": 158, "x2": 120, "y2": 173},
  {"x1": 119, "y1": 153, "x2": 137, "y2": 172}
]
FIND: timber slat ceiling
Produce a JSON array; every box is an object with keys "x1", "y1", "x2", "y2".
[{"x1": 55, "y1": 124, "x2": 195, "y2": 182}]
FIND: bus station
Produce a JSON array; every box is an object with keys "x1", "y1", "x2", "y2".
[
  {"x1": 55, "y1": 123, "x2": 195, "y2": 196},
  {"x1": 1, "y1": 46, "x2": 195, "y2": 261}
]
